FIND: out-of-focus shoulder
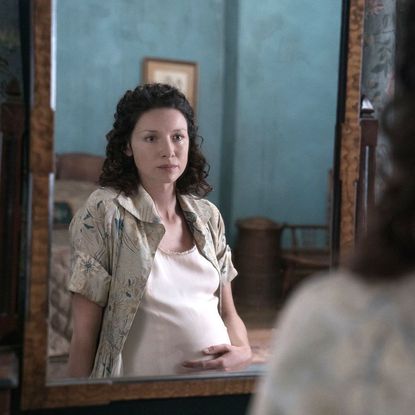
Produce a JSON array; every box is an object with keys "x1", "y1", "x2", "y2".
[
  {"x1": 279, "y1": 269, "x2": 373, "y2": 329},
  {"x1": 289, "y1": 269, "x2": 362, "y2": 299},
  {"x1": 290, "y1": 269, "x2": 356, "y2": 299}
]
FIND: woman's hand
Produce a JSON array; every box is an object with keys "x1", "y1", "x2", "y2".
[
  {"x1": 182, "y1": 283, "x2": 253, "y2": 372},
  {"x1": 182, "y1": 343, "x2": 252, "y2": 372}
]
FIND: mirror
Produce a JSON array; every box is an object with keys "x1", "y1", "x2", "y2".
[
  {"x1": 48, "y1": 0, "x2": 342, "y2": 381},
  {"x1": 23, "y1": 0, "x2": 365, "y2": 410}
]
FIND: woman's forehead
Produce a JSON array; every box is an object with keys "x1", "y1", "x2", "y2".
[{"x1": 134, "y1": 108, "x2": 188, "y2": 131}]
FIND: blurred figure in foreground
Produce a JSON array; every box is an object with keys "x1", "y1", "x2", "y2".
[{"x1": 250, "y1": 2, "x2": 415, "y2": 414}]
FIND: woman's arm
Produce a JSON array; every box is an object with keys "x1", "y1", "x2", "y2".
[
  {"x1": 67, "y1": 293, "x2": 103, "y2": 378},
  {"x1": 221, "y1": 282, "x2": 251, "y2": 348},
  {"x1": 183, "y1": 283, "x2": 252, "y2": 371}
]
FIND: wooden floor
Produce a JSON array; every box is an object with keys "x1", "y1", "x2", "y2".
[{"x1": 237, "y1": 305, "x2": 280, "y2": 364}]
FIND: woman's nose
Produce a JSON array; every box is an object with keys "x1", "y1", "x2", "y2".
[{"x1": 160, "y1": 138, "x2": 175, "y2": 157}]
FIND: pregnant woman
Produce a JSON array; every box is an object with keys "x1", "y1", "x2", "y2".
[{"x1": 66, "y1": 83, "x2": 252, "y2": 378}]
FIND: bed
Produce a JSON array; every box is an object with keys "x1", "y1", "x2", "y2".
[{"x1": 48, "y1": 153, "x2": 104, "y2": 378}]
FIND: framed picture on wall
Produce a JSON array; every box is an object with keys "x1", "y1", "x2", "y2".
[{"x1": 143, "y1": 58, "x2": 198, "y2": 110}]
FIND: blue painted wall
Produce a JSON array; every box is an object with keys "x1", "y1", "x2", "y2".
[
  {"x1": 55, "y1": 0, "x2": 341, "y2": 244},
  {"x1": 222, "y1": 0, "x2": 341, "y2": 242},
  {"x1": 55, "y1": 0, "x2": 225, "y2": 205}
]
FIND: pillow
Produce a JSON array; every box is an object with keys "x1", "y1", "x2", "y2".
[
  {"x1": 53, "y1": 201, "x2": 73, "y2": 227},
  {"x1": 53, "y1": 180, "x2": 98, "y2": 227}
]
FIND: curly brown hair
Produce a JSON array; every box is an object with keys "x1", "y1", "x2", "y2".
[
  {"x1": 99, "y1": 83, "x2": 212, "y2": 197},
  {"x1": 350, "y1": 0, "x2": 415, "y2": 280}
]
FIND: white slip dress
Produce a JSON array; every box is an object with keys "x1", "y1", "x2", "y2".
[{"x1": 118, "y1": 245, "x2": 231, "y2": 376}]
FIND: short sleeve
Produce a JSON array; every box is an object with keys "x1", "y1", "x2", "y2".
[
  {"x1": 214, "y1": 210, "x2": 238, "y2": 284},
  {"x1": 67, "y1": 197, "x2": 113, "y2": 307}
]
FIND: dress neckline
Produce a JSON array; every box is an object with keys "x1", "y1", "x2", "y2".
[{"x1": 157, "y1": 245, "x2": 197, "y2": 256}]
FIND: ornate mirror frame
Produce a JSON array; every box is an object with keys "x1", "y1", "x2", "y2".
[{"x1": 21, "y1": 0, "x2": 365, "y2": 410}]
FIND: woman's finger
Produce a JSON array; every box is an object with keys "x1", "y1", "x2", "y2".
[
  {"x1": 182, "y1": 357, "x2": 226, "y2": 370},
  {"x1": 203, "y1": 344, "x2": 231, "y2": 354}
]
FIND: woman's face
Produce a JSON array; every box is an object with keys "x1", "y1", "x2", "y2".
[{"x1": 126, "y1": 108, "x2": 190, "y2": 190}]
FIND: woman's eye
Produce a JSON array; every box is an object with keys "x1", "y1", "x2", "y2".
[
  {"x1": 144, "y1": 136, "x2": 155, "y2": 142},
  {"x1": 173, "y1": 134, "x2": 184, "y2": 142}
]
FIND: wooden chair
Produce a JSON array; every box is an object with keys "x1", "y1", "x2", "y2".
[
  {"x1": 280, "y1": 169, "x2": 333, "y2": 300},
  {"x1": 280, "y1": 224, "x2": 331, "y2": 300}
]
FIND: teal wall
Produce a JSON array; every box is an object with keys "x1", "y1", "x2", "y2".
[
  {"x1": 223, "y1": 0, "x2": 341, "y2": 241},
  {"x1": 55, "y1": 0, "x2": 225, "y2": 205},
  {"x1": 55, "y1": 0, "x2": 341, "y2": 244}
]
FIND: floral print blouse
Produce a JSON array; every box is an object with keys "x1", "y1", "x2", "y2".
[{"x1": 67, "y1": 186, "x2": 237, "y2": 378}]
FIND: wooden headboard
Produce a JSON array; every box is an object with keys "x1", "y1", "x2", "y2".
[{"x1": 55, "y1": 152, "x2": 105, "y2": 183}]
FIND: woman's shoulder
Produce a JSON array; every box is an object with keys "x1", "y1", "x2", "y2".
[
  {"x1": 180, "y1": 194, "x2": 221, "y2": 220},
  {"x1": 254, "y1": 270, "x2": 415, "y2": 414},
  {"x1": 70, "y1": 187, "x2": 123, "y2": 235},
  {"x1": 85, "y1": 186, "x2": 118, "y2": 204},
  {"x1": 269, "y1": 271, "x2": 367, "y2": 382},
  {"x1": 283, "y1": 270, "x2": 370, "y2": 318},
  {"x1": 291, "y1": 268, "x2": 415, "y2": 308},
  {"x1": 77, "y1": 187, "x2": 122, "y2": 217},
  {"x1": 279, "y1": 268, "x2": 415, "y2": 341}
]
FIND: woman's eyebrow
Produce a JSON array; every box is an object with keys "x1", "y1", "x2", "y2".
[
  {"x1": 136, "y1": 129, "x2": 157, "y2": 133},
  {"x1": 136, "y1": 128, "x2": 187, "y2": 133}
]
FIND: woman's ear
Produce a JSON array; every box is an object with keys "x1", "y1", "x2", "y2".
[{"x1": 125, "y1": 143, "x2": 132, "y2": 157}]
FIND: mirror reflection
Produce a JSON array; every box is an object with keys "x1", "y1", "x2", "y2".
[{"x1": 48, "y1": 0, "x2": 342, "y2": 381}]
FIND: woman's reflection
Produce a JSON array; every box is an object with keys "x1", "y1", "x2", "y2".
[{"x1": 67, "y1": 83, "x2": 252, "y2": 378}]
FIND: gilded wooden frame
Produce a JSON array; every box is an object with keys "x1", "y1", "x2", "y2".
[
  {"x1": 339, "y1": 0, "x2": 366, "y2": 254},
  {"x1": 21, "y1": 0, "x2": 365, "y2": 410}
]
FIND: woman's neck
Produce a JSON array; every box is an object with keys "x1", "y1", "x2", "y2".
[{"x1": 143, "y1": 183, "x2": 179, "y2": 222}]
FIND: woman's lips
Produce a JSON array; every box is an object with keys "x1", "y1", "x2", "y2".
[{"x1": 158, "y1": 164, "x2": 178, "y2": 170}]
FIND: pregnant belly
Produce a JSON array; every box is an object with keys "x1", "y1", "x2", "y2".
[{"x1": 120, "y1": 306, "x2": 231, "y2": 377}]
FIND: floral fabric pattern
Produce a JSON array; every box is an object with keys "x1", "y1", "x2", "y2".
[
  {"x1": 0, "y1": 0, "x2": 22, "y2": 103},
  {"x1": 361, "y1": 0, "x2": 397, "y2": 192},
  {"x1": 67, "y1": 186, "x2": 237, "y2": 378}
]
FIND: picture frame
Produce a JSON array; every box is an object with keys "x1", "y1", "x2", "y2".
[{"x1": 143, "y1": 58, "x2": 198, "y2": 110}]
